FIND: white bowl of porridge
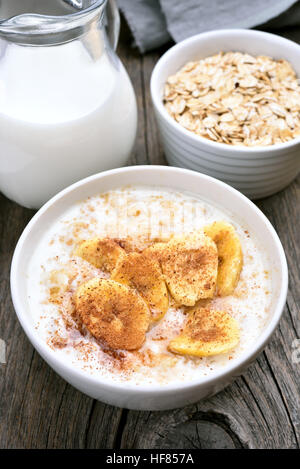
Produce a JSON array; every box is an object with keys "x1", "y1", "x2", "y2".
[
  {"x1": 151, "y1": 29, "x2": 300, "y2": 199},
  {"x1": 10, "y1": 166, "x2": 288, "y2": 410}
]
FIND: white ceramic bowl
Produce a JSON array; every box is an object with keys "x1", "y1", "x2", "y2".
[
  {"x1": 10, "y1": 166, "x2": 288, "y2": 410},
  {"x1": 151, "y1": 29, "x2": 300, "y2": 199}
]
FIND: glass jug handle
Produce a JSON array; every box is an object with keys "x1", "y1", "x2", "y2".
[{"x1": 106, "y1": 0, "x2": 120, "y2": 51}]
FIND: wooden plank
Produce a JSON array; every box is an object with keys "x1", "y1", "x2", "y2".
[
  {"x1": 118, "y1": 25, "x2": 148, "y2": 166},
  {"x1": 140, "y1": 51, "x2": 167, "y2": 165}
]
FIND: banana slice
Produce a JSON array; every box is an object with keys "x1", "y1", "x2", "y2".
[
  {"x1": 168, "y1": 307, "x2": 240, "y2": 357},
  {"x1": 112, "y1": 236, "x2": 165, "y2": 254},
  {"x1": 111, "y1": 252, "x2": 168, "y2": 322},
  {"x1": 75, "y1": 278, "x2": 150, "y2": 350},
  {"x1": 143, "y1": 242, "x2": 167, "y2": 261},
  {"x1": 204, "y1": 221, "x2": 243, "y2": 296},
  {"x1": 74, "y1": 238, "x2": 126, "y2": 273},
  {"x1": 151, "y1": 232, "x2": 218, "y2": 306}
]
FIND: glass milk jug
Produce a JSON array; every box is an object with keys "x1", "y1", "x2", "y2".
[{"x1": 0, "y1": 0, "x2": 137, "y2": 208}]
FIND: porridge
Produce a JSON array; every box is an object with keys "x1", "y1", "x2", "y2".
[
  {"x1": 26, "y1": 186, "x2": 272, "y2": 385},
  {"x1": 163, "y1": 52, "x2": 300, "y2": 146}
]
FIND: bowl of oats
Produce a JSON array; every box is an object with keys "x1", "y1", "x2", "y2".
[
  {"x1": 11, "y1": 165, "x2": 288, "y2": 409},
  {"x1": 151, "y1": 29, "x2": 300, "y2": 199}
]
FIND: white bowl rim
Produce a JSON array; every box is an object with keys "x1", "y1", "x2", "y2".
[
  {"x1": 151, "y1": 28, "x2": 300, "y2": 154},
  {"x1": 10, "y1": 165, "x2": 288, "y2": 394}
]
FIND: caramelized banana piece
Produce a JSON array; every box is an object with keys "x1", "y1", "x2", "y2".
[
  {"x1": 74, "y1": 238, "x2": 126, "y2": 273},
  {"x1": 112, "y1": 236, "x2": 166, "y2": 254},
  {"x1": 204, "y1": 221, "x2": 243, "y2": 296},
  {"x1": 153, "y1": 232, "x2": 218, "y2": 306},
  {"x1": 143, "y1": 242, "x2": 167, "y2": 261},
  {"x1": 168, "y1": 307, "x2": 239, "y2": 357},
  {"x1": 111, "y1": 252, "x2": 168, "y2": 322},
  {"x1": 75, "y1": 278, "x2": 150, "y2": 350}
]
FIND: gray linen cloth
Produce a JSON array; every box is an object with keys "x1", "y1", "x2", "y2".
[{"x1": 117, "y1": 0, "x2": 300, "y2": 53}]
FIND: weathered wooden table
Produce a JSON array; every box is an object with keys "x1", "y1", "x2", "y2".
[{"x1": 0, "y1": 23, "x2": 299, "y2": 449}]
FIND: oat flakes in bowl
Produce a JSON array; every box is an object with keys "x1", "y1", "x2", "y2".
[
  {"x1": 164, "y1": 52, "x2": 300, "y2": 147},
  {"x1": 151, "y1": 29, "x2": 300, "y2": 198}
]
